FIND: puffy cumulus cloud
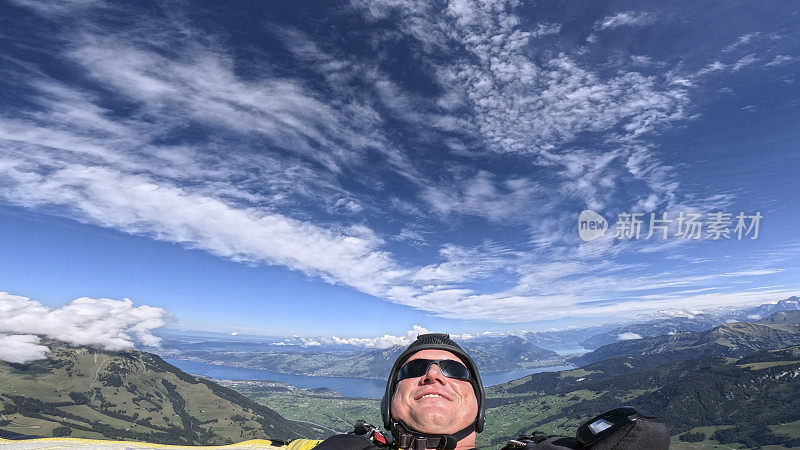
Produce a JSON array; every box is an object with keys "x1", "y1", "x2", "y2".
[
  {"x1": 313, "y1": 327, "x2": 485, "y2": 349},
  {"x1": 331, "y1": 325, "x2": 431, "y2": 348},
  {"x1": 0, "y1": 335, "x2": 50, "y2": 364},
  {"x1": 617, "y1": 332, "x2": 642, "y2": 341},
  {"x1": 595, "y1": 12, "x2": 655, "y2": 30},
  {"x1": 0, "y1": 292, "x2": 171, "y2": 362},
  {"x1": 656, "y1": 309, "x2": 706, "y2": 319}
]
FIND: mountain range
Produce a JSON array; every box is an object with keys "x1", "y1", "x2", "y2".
[
  {"x1": 570, "y1": 310, "x2": 800, "y2": 367},
  {"x1": 157, "y1": 335, "x2": 563, "y2": 378},
  {"x1": 0, "y1": 342, "x2": 326, "y2": 445},
  {"x1": 578, "y1": 296, "x2": 800, "y2": 350}
]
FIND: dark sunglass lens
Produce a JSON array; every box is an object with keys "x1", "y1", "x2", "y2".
[
  {"x1": 396, "y1": 359, "x2": 471, "y2": 382},
  {"x1": 439, "y1": 360, "x2": 471, "y2": 380},
  {"x1": 397, "y1": 359, "x2": 430, "y2": 381}
]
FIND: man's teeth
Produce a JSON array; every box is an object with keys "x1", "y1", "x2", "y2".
[{"x1": 422, "y1": 394, "x2": 443, "y2": 398}]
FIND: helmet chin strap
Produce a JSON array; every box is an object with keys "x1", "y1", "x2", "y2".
[{"x1": 390, "y1": 421, "x2": 474, "y2": 450}]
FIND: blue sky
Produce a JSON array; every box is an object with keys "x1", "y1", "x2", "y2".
[{"x1": 1, "y1": 0, "x2": 799, "y2": 340}]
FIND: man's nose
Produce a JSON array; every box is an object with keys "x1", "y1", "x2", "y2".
[{"x1": 421, "y1": 362, "x2": 446, "y2": 384}]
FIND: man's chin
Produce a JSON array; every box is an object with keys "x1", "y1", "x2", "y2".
[{"x1": 407, "y1": 411, "x2": 460, "y2": 435}]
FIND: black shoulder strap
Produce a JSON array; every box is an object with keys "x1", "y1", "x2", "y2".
[{"x1": 314, "y1": 434, "x2": 382, "y2": 450}]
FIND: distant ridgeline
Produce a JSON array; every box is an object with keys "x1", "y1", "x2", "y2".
[
  {"x1": 157, "y1": 335, "x2": 564, "y2": 379},
  {"x1": 0, "y1": 342, "x2": 328, "y2": 445},
  {"x1": 578, "y1": 296, "x2": 800, "y2": 349},
  {"x1": 155, "y1": 297, "x2": 800, "y2": 379}
]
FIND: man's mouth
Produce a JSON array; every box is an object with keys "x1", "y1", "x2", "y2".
[
  {"x1": 416, "y1": 391, "x2": 451, "y2": 400},
  {"x1": 421, "y1": 393, "x2": 444, "y2": 399}
]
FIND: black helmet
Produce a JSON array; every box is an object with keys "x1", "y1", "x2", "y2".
[{"x1": 381, "y1": 333, "x2": 486, "y2": 433}]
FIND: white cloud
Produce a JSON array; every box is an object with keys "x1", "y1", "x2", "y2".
[
  {"x1": 617, "y1": 332, "x2": 642, "y2": 341},
  {"x1": 732, "y1": 54, "x2": 758, "y2": 71},
  {"x1": 534, "y1": 23, "x2": 562, "y2": 37},
  {"x1": 331, "y1": 325, "x2": 431, "y2": 348},
  {"x1": 0, "y1": 292, "x2": 171, "y2": 362},
  {"x1": 722, "y1": 33, "x2": 760, "y2": 53},
  {"x1": 0, "y1": 335, "x2": 50, "y2": 364},
  {"x1": 421, "y1": 171, "x2": 547, "y2": 223},
  {"x1": 394, "y1": 225, "x2": 429, "y2": 247},
  {"x1": 595, "y1": 12, "x2": 655, "y2": 30},
  {"x1": 0, "y1": 164, "x2": 408, "y2": 299},
  {"x1": 7, "y1": 0, "x2": 101, "y2": 16},
  {"x1": 334, "y1": 198, "x2": 364, "y2": 213},
  {"x1": 766, "y1": 55, "x2": 794, "y2": 67},
  {"x1": 382, "y1": 0, "x2": 691, "y2": 228},
  {"x1": 630, "y1": 55, "x2": 653, "y2": 66},
  {"x1": 66, "y1": 35, "x2": 375, "y2": 173},
  {"x1": 2, "y1": 0, "x2": 792, "y2": 328},
  {"x1": 696, "y1": 61, "x2": 727, "y2": 76}
]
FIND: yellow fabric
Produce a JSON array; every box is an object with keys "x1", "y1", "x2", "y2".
[
  {"x1": 0, "y1": 437, "x2": 324, "y2": 449},
  {"x1": 284, "y1": 439, "x2": 324, "y2": 450}
]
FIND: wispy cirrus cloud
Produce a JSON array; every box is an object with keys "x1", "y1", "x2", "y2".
[
  {"x1": 722, "y1": 33, "x2": 761, "y2": 53},
  {"x1": 594, "y1": 11, "x2": 656, "y2": 30},
  {"x1": 1, "y1": 0, "x2": 796, "y2": 329},
  {"x1": 0, "y1": 162, "x2": 409, "y2": 298},
  {"x1": 421, "y1": 171, "x2": 548, "y2": 223}
]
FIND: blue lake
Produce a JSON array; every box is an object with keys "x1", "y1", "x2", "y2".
[
  {"x1": 551, "y1": 346, "x2": 590, "y2": 356},
  {"x1": 165, "y1": 359, "x2": 574, "y2": 398}
]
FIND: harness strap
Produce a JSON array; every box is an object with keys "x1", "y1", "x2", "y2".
[{"x1": 390, "y1": 422, "x2": 473, "y2": 450}]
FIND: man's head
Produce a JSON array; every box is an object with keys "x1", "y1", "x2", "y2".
[
  {"x1": 390, "y1": 348, "x2": 478, "y2": 435},
  {"x1": 381, "y1": 333, "x2": 485, "y2": 437}
]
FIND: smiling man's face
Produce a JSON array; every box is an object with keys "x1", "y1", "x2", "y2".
[{"x1": 390, "y1": 349, "x2": 478, "y2": 435}]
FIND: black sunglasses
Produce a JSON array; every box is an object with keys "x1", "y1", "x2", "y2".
[{"x1": 396, "y1": 358, "x2": 472, "y2": 382}]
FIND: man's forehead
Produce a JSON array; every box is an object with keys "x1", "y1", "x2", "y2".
[{"x1": 405, "y1": 348, "x2": 465, "y2": 364}]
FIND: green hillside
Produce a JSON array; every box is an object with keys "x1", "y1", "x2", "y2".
[
  {"x1": 478, "y1": 347, "x2": 800, "y2": 448},
  {"x1": 756, "y1": 310, "x2": 800, "y2": 333},
  {"x1": 0, "y1": 342, "x2": 327, "y2": 445},
  {"x1": 218, "y1": 380, "x2": 382, "y2": 436}
]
